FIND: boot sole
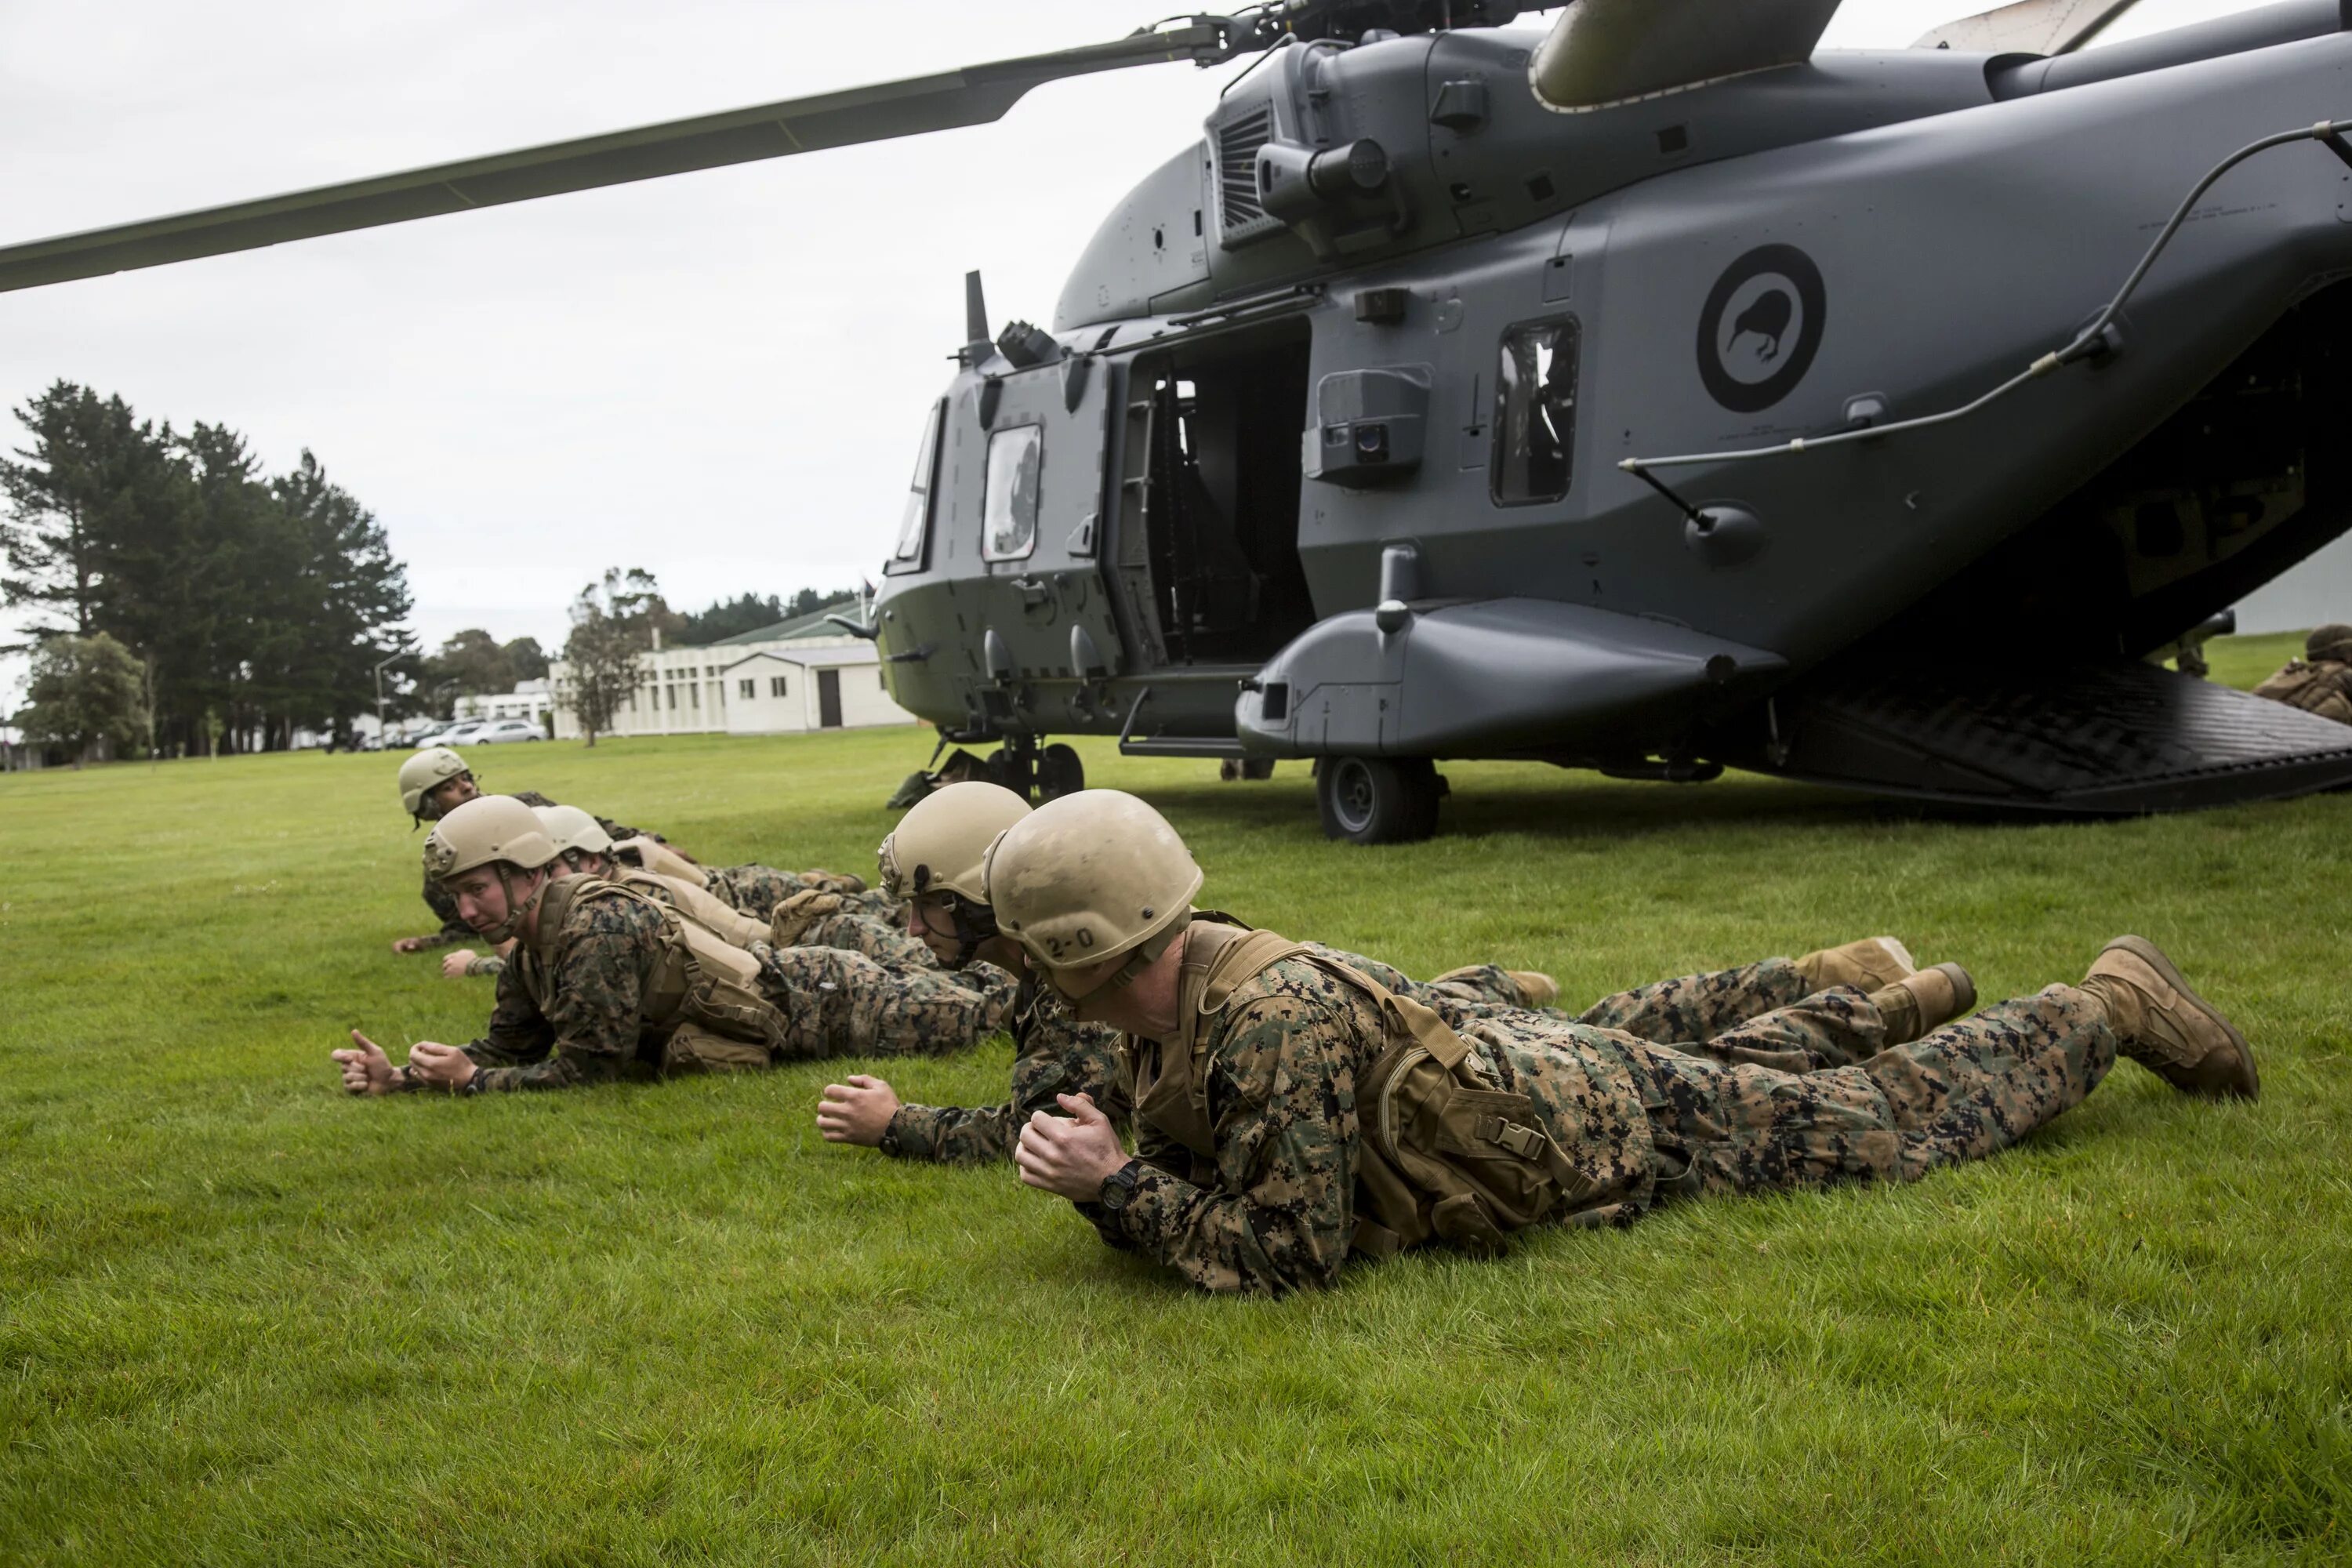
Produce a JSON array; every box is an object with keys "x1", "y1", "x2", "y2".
[{"x1": 2103, "y1": 935, "x2": 2259, "y2": 1100}]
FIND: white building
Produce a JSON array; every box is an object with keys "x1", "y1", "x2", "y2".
[
  {"x1": 456, "y1": 678, "x2": 554, "y2": 726},
  {"x1": 547, "y1": 605, "x2": 916, "y2": 740}
]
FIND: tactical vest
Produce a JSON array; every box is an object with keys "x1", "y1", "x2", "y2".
[
  {"x1": 612, "y1": 868, "x2": 768, "y2": 949},
  {"x1": 615, "y1": 836, "x2": 707, "y2": 887},
  {"x1": 532, "y1": 876, "x2": 790, "y2": 1069},
  {"x1": 1133, "y1": 921, "x2": 1610, "y2": 1262}
]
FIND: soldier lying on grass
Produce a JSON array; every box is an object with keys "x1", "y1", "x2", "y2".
[
  {"x1": 442, "y1": 805, "x2": 897, "y2": 978},
  {"x1": 814, "y1": 783, "x2": 1973, "y2": 1164},
  {"x1": 995, "y1": 790, "x2": 2259, "y2": 1294},
  {"x1": 389, "y1": 745, "x2": 676, "y2": 955},
  {"x1": 334, "y1": 795, "x2": 1011, "y2": 1094}
]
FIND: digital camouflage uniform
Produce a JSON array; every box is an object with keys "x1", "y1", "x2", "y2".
[
  {"x1": 1081, "y1": 931, "x2": 2113, "y2": 1293},
  {"x1": 880, "y1": 946, "x2": 1858, "y2": 1167},
  {"x1": 413, "y1": 792, "x2": 655, "y2": 949},
  {"x1": 411, "y1": 878, "x2": 1014, "y2": 1091},
  {"x1": 705, "y1": 865, "x2": 897, "y2": 924}
]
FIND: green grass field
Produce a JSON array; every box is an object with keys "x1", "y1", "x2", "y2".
[{"x1": 3, "y1": 633, "x2": 2347, "y2": 1565}]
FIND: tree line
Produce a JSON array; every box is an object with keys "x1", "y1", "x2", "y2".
[{"x1": 3, "y1": 380, "x2": 412, "y2": 757}]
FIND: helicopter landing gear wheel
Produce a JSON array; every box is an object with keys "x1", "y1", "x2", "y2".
[
  {"x1": 1316, "y1": 755, "x2": 1443, "y2": 844},
  {"x1": 984, "y1": 735, "x2": 1038, "y2": 800},
  {"x1": 1038, "y1": 743, "x2": 1084, "y2": 801}
]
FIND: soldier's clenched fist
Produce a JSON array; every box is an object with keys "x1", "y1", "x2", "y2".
[{"x1": 1015, "y1": 1093, "x2": 1129, "y2": 1203}]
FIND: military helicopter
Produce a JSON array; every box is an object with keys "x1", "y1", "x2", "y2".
[{"x1": 10, "y1": 0, "x2": 2352, "y2": 840}]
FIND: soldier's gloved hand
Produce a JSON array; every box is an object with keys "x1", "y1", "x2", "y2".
[
  {"x1": 441, "y1": 949, "x2": 479, "y2": 978},
  {"x1": 332, "y1": 1031, "x2": 401, "y2": 1096},
  {"x1": 815, "y1": 1075, "x2": 900, "y2": 1146},
  {"x1": 405, "y1": 1040, "x2": 479, "y2": 1091},
  {"x1": 1015, "y1": 1094, "x2": 1130, "y2": 1203}
]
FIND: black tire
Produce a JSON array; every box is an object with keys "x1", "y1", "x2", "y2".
[
  {"x1": 1038, "y1": 742, "x2": 1085, "y2": 801},
  {"x1": 1316, "y1": 755, "x2": 1442, "y2": 844}
]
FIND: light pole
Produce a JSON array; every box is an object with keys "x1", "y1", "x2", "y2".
[{"x1": 373, "y1": 645, "x2": 412, "y2": 744}]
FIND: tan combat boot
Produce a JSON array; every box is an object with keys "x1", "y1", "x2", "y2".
[
  {"x1": 1796, "y1": 936, "x2": 1915, "y2": 994},
  {"x1": 1866, "y1": 963, "x2": 1977, "y2": 1045},
  {"x1": 1508, "y1": 970, "x2": 1559, "y2": 1007},
  {"x1": 2075, "y1": 936, "x2": 2259, "y2": 1099}
]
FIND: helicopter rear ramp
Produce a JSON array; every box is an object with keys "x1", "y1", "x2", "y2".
[{"x1": 1751, "y1": 659, "x2": 2352, "y2": 812}]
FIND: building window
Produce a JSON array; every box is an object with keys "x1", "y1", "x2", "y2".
[
  {"x1": 690, "y1": 684, "x2": 700, "y2": 710},
  {"x1": 982, "y1": 423, "x2": 1044, "y2": 561},
  {"x1": 739, "y1": 678, "x2": 755, "y2": 699},
  {"x1": 666, "y1": 687, "x2": 677, "y2": 710},
  {"x1": 771, "y1": 676, "x2": 788, "y2": 698},
  {"x1": 1492, "y1": 318, "x2": 1580, "y2": 506}
]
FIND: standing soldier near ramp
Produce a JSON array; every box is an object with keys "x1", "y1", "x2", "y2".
[
  {"x1": 2252, "y1": 623, "x2": 2352, "y2": 725},
  {"x1": 999, "y1": 792, "x2": 2257, "y2": 1294},
  {"x1": 335, "y1": 796, "x2": 1011, "y2": 1094},
  {"x1": 815, "y1": 783, "x2": 1973, "y2": 1165}
]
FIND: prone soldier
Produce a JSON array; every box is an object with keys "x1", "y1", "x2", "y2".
[
  {"x1": 334, "y1": 795, "x2": 1012, "y2": 1094},
  {"x1": 999, "y1": 791, "x2": 2258, "y2": 1294},
  {"x1": 444, "y1": 806, "x2": 902, "y2": 976},
  {"x1": 390, "y1": 746, "x2": 670, "y2": 955},
  {"x1": 815, "y1": 783, "x2": 1973, "y2": 1165},
  {"x1": 2252, "y1": 622, "x2": 2352, "y2": 725}
]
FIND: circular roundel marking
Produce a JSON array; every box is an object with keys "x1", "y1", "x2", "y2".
[{"x1": 1696, "y1": 244, "x2": 1827, "y2": 414}]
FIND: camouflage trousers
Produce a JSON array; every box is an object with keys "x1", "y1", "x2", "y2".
[
  {"x1": 758, "y1": 944, "x2": 1016, "y2": 1062},
  {"x1": 706, "y1": 865, "x2": 894, "y2": 923},
  {"x1": 768, "y1": 893, "x2": 937, "y2": 971},
  {"x1": 1566, "y1": 956, "x2": 1893, "y2": 1073},
  {"x1": 1635, "y1": 984, "x2": 2117, "y2": 1199}
]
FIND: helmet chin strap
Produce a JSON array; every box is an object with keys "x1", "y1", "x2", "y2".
[
  {"x1": 481, "y1": 863, "x2": 549, "y2": 945},
  {"x1": 939, "y1": 893, "x2": 996, "y2": 970}
]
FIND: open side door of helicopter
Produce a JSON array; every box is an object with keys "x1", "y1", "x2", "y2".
[{"x1": 1098, "y1": 314, "x2": 1322, "y2": 753}]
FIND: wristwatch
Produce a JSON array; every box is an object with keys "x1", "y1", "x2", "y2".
[{"x1": 1098, "y1": 1159, "x2": 1143, "y2": 1214}]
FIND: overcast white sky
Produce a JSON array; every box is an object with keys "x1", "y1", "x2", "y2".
[{"x1": 0, "y1": 0, "x2": 2279, "y2": 708}]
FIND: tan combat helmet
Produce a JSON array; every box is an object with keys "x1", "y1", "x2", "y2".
[
  {"x1": 423, "y1": 795, "x2": 560, "y2": 943},
  {"x1": 880, "y1": 781, "x2": 1033, "y2": 966},
  {"x1": 398, "y1": 746, "x2": 471, "y2": 822},
  {"x1": 2307, "y1": 622, "x2": 2352, "y2": 664},
  {"x1": 878, "y1": 780, "x2": 1033, "y2": 902},
  {"x1": 983, "y1": 789, "x2": 1203, "y2": 994},
  {"x1": 533, "y1": 804, "x2": 614, "y2": 862}
]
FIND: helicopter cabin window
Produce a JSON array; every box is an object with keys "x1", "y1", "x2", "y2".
[
  {"x1": 1492, "y1": 318, "x2": 1580, "y2": 505},
  {"x1": 982, "y1": 423, "x2": 1043, "y2": 562},
  {"x1": 888, "y1": 400, "x2": 945, "y2": 571}
]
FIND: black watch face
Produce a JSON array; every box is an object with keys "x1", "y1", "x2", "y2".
[{"x1": 1102, "y1": 1168, "x2": 1135, "y2": 1210}]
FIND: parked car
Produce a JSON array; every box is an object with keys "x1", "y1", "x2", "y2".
[
  {"x1": 406, "y1": 725, "x2": 456, "y2": 748},
  {"x1": 472, "y1": 718, "x2": 546, "y2": 744},
  {"x1": 437, "y1": 720, "x2": 492, "y2": 746}
]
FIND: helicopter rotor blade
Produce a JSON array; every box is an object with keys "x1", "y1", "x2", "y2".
[
  {"x1": 1529, "y1": 0, "x2": 1844, "y2": 113},
  {"x1": 0, "y1": 20, "x2": 1236, "y2": 295},
  {"x1": 1911, "y1": 0, "x2": 2143, "y2": 55}
]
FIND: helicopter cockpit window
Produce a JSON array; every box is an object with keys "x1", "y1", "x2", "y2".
[
  {"x1": 982, "y1": 423, "x2": 1044, "y2": 561},
  {"x1": 1492, "y1": 318, "x2": 1580, "y2": 506},
  {"x1": 889, "y1": 400, "x2": 944, "y2": 569}
]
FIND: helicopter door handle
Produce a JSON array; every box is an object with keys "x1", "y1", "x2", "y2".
[{"x1": 1011, "y1": 575, "x2": 1052, "y2": 607}]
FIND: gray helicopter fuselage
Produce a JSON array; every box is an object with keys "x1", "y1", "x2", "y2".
[{"x1": 873, "y1": 0, "x2": 2352, "y2": 764}]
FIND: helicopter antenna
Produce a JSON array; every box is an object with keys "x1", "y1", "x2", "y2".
[{"x1": 1621, "y1": 115, "x2": 2352, "y2": 482}]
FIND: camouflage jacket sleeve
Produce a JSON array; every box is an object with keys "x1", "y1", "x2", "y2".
[
  {"x1": 468, "y1": 903, "x2": 659, "y2": 1091},
  {"x1": 1083, "y1": 985, "x2": 1367, "y2": 1294},
  {"x1": 458, "y1": 962, "x2": 556, "y2": 1070},
  {"x1": 883, "y1": 985, "x2": 1131, "y2": 1163},
  {"x1": 417, "y1": 872, "x2": 472, "y2": 946}
]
